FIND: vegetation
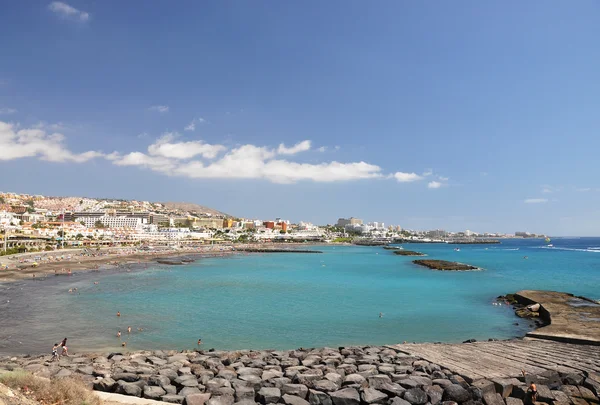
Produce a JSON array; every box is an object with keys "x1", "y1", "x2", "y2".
[
  {"x1": 0, "y1": 369, "x2": 101, "y2": 405},
  {"x1": 94, "y1": 220, "x2": 105, "y2": 229},
  {"x1": 0, "y1": 196, "x2": 4, "y2": 204},
  {"x1": 332, "y1": 237, "x2": 353, "y2": 243},
  {"x1": 0, "y1": 246, "x2": 28, "y2": 256}
]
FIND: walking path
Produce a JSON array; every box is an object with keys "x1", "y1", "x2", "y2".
[{"x1": 390, "y1": 339, "x2": 600, "y2": 382}]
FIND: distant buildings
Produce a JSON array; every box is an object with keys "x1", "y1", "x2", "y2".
[{"x1": 337, "y1": 217, "x2": 363, "y2": 227}]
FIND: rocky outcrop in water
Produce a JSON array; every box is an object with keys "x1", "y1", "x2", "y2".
[
  {"x1": 1, "y1": 346, "x2": 598, "y2": 405},
  {"x1": 412, "y1": 260, "x2": 478, "y2": 271},
  {"x1": 393, "y1": 251, "x2": 425, "y2": 257}
]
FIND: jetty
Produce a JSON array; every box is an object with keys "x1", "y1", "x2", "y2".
[{"x1": 413, "y1": 259, "x2": 478, "y2": 271}]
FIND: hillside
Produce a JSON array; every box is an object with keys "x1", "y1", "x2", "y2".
[{"x1": 160, "y1": 201, "x2": 230, "y2": 217}]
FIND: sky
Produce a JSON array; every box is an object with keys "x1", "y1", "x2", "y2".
[{"x1": 1, "y1": 1, "x2": 599, "y2": 235}]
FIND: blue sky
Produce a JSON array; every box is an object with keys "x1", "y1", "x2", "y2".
[{"x1": 1, "y1": 1, "x2": 599, "y2": 235}]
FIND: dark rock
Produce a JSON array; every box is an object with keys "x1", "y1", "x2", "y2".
[
  {"x1": 143, "y1": 385, "x2": 166, "y2": 400},
  {"x1": 309, "y1": 389, "x2": 333, "y2": 405},
  {"x1": 535, "y1": 384, "x2": 554, "y2": 403},
  {"x1": 282, "y1": 384, "x2": 309, "y2": 399},
  {"x1": 584, "y1": 378, "x2": 600, "y2": 397},
  {"x1": 404, "y1": 388, "x2": 429, "y2": 405},
  {"x1": 443, "y1": 385, "x2": 471, "y2": 403},
  {"x1": 511, "y1": 385, "x2": 527, "y2": 400},
  {"x1": 378, "y1": 382, "x2": 405, "y2": 398},
  {"x1": 94, "y1": 377, "x2": 117, "y2": 392},
  {"x1": 162, "y1": 394, "x2": 186, "y2": 404},
  {"x1": 330, "y1": 388, "x2": 361, "y2": 405},
  {"x1": 258, "y1": 387, "x2": 282, "y2": 404},
  {"x1": 164, "y1": 385, "x2": 178, "y2": 394},
  {"x1": 432, "y1": 371, "x2": 447, "y2": 380},
  {"x1": 492, "y1": 378, "x2": 521, "y2": 399},
  {"x1": 283, "y1": 394, "x2": 311, "y2": 405},
  {"x1": 362, "y1": 388, "x2": 388, "y2": 404},
  {"x1": 468, "y1": 387, "x2": 482, "y2": 402},
  {"x1": 116, "y1": 381, "x2": 143, "y2": 397},
  {"x1": 424, "y1": 385, "x2": 444, "y2": 405},
  {"x1": 313, "y1": 380, "x2": 339, "y2": 392},
  {"x1": 186, "y1": 393, "x2": 213, "y2": 405},
  {"x1": 470, "y1": 381, "x2": 495, "y2": 397},
  {"x1": 399, "y1": 380, "x2": 420, "y2": 389},
  {"x1": 562, "y1": 374, "x2": 585, "y2": 386},
  {"x1": 449, "y1": 376, "x2": 469, "y2": 390},
  {"x1": 389, "y1": 398, "x2": 412, "y2": 405},
  {"x1": 433, "y1": 380, "x2": 453, "y2": 389}
]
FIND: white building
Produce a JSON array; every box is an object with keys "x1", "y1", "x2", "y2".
[{"x1": 77, "y1": 215, "x2": 143, "y2": 229}]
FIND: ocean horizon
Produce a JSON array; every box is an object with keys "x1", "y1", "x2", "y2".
[{"x1": 1, "y1": 237, "x2": 599, "y2": 355}]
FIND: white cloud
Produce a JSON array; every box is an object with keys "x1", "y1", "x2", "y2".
[
  {"x1": 576, "y1": 187, "x2": 591, "y2": 192},
  {"x1": 0, "y1": 121, "x2": 102, "y2": 162},
  {"x1": 277, "y1": 140, "x2": 312, "y2": 155},
  {"x1": 197, "y1": 117, "x2": 206, "y2": 123},
  {"x1": 184, "y1": 120, "x2": 195, "y2": 132},
  {"x1": 148, "y1": 105, "x2": 169, "y2": 113},
  {"x1": 317, "y1": 146, "x2": 327, "y2": 152},
  {"x1": 541, "y1": 185, "x2": 562, "y2": 194},
  {"x1": 524, "y1": 198, "x2": 548, "y2": 204},
  {"x1": 393, "y1": 172, "x2": 423, "y2": 183},
  {"x1": 428, "y1": 181, "x2": 442, "y2": 189},
  {"x1": 147, "y1": 132, "x2": 226, "y2": 160},
  {"x1": 422, "y1": 169, "x2": 433, "y2": 177},
  {"x1": 48, "y1": 1, "x2": 89, "y2": 22},
  {"x1": 438, "y1": 176, "x2": 449, "y2": 181},
  {"x1": 0, "y1": 108, "x2": 17, "y2": 115}
]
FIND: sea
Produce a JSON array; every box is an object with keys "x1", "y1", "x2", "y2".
[{"x1": 1, "y1": 238, "x2": 599, "y2": 355}]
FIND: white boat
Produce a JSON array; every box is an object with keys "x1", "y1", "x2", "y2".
[
  {"x1": 454, "y1": 248, "x2": 460, "y2": 252},
  {"x1": 547, "y1": 244, "x2": 553, "y2": 247}
]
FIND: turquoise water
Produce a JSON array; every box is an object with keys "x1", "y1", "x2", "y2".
[{"x1": 1, "y1": 238, "x2": 599, "y2": 354}]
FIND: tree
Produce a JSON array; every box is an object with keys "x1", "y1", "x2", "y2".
[
  {"x1": 57, "y1": 230, "x2": 65, "y2": 237},
  {"x1": 19, "y1": 220, "x2": 24, "y2": 226},
  {"x1": 0, "y1": 196, "x2": 5, "y2": 204},
  {"x1": 94, "y1": 220, "x2": 105, "y2": 229},
  {"x1": 80, "y1": 221, "x2": 85, "y2": 226},
  {"x1": 75, "y1": 233, "x2": 84, "y2": 240}
]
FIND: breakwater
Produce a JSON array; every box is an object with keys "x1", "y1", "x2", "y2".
[{"x1": 2, "y1": 342, "x2": 599, "y2": 405}]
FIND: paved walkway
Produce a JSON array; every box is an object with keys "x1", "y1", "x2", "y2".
[{"x1": 388, "y1": 339, "x2": 600, "y2": 382}]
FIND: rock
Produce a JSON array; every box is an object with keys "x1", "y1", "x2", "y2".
[
  {"x1": 577, "y1": 386, "x2": 597, "y2": 403},
  {"x1": 219, "y1": 370, "x2": 238, "y2": 381},
  {"x1": 181, "y1": 387, "x2": 203, "y2": 397},
  {"x1": 164, "y1": 385, "x2": 178, "y2": 394},
  {"x1": 149, "y1": 375, "x2": 172, "y2": 387},
  {"x1": 207, "y1": 395, "x2": 236, "y2": 405},
  {"x1": 424, "y1": 385, "x2": 444, "y2": 405},
  {"x1": 147, "y1": 356, "x2": 168, "y2": 366},
  {"x1": 378, "y1": 382, "x2": 405, "y2": 398},
  {"x1": 389, "y1": 398, "x2": 412, "y2": 405},
  {"x1": 262, "y1": 370, "x2": 284, "y2": 381},
  {"x1": 77, "y1": 366, "x2": 95, "y2": 375},
  {"x1": 399, "y1": 380, "x2": 420, "y2": 389},
  {"x1": 94, "y1": 377, "x2": 117, "y2": 392},
  {"x1": 114, "y1": 372, "x2": 140, "y2": 383},
  {"x1": 482, "y1": 391, "x2": 504, "y2": 405},
  {"x1": 562, "y1": 374, "x2": 585, "y2": 386},
  {"x1": 273, "y1": 377, "x2": 293, "y2": 389},
  {"x1": 344, "y1": 374, "x2": 367, "y2": 386},
  {"x1": 511, "y1": 385, "x2": 527, "y2": 400},
  {"x1": 551, "y1": 390, "x2": 571, "y2": 404},
  {"x1": 55, "y1": 369, "x2": 73, "y2": 378},
  {"x1": 534, "y1": 384, "x2": 554, "y2": 403},
  {"x1": 369, "y1": 375, "x2": 393, "y2": 389},
  {"x1": 404, "y1": 388, "x2": 429, "y2": 405},
  {"x1": 561, "y1": 385, "x2": 581, "y2": 398},
  {"x1": 410, "y1": 377, "x2": 433, "y2": 387},
  {"x1": 162, "y1": 394, "x2": 186, "y2": 404},
  {"x1": 449, "y1": 376, "x2": 469, "y2": 390},
  {"x1": 309, "y1": 389, "x2": 333, "y2": 405},
  {"x1": 433, "y1": 380, "x2": 454, "y2": 389},
  {"x1": 116, "y1": 381, "x2": 143, "y2": 397},
  {"x1": 492, "y1": 378, "x2": 521, "y2": 399},
  {"x1": 258, "y1": 387, "x2": 282, "y2": 404},
  {"x1": 186, "y1": 393, "x2": 213, "y2": 405},
  {"x1": 505, "y1": 398, "x2": 523, "y2": 405},
  {"x1": 326, "y1": 373, "x2": 344, "y2": 387},
  {"x1": 143, "y1": 385, "x2": 166, "y2": 400},
  {"x1": 282, "y1": 384, "x2": 309, "y2": 399},
  {"x1": 160, "y1": 368, "x2": 180, "y2": 381},
  {"x1": 238, "y1": 367, "x2": 263, "y2": 377},
  {"x1": 330, "y1": 388, "x2": 361, "y2": 405},
  {"x1": 235, "y1": 385, "x2": 256, "y2": 401},
  {"x1": 362, "y1": 388, "x2": 388, "y2": 404},
  {"x1": 207, "y1": 379, "x2": 233, "y2": 393},
  {"x1": 471, "y1": 381, "x2": 495, "y2": 397},
  {"x1": 584, "y1": 378, "x2": 600, "y2": 397},
  {"x1": 179, "y1": 366, "x2": 192, "y2": 375},
  {"x1": 440, "y1": 402, "x2": 458, "y2": 405},
  {"x1": 310, "y1": 380, "x2": 336, "y2": 392},
  {"x1": 443, "y1": 385, "x2": 471, "y2": 403},
  {"x1": 283, "y1": 394, "x2": 311, "y2": 405},
  {"x1": 570, "y1": 398, "x2": 590, "y2": 405}
]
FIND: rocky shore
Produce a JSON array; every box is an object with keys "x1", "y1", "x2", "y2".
[
  {"x1": 393, "y1": 251, "x2": 426, "y2": 257},
  {"x1": 412, "y1": 260, "x2": 478, "y2": 271},
  {"x1": 1, "y1": 345, "x2": 599, "y2": 405}
]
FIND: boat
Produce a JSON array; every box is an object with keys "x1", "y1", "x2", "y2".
[
  {"x1": 547, "y1": 244, "x2": 553, "y2": 247},
  {"x1": 454, "y1": 248, "x2": 460, "y2": 252},
  {"x1": 545, "y1": 237, "x2": 551, "y2": 243}
]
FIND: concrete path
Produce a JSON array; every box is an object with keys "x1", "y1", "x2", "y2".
[{"x1": 389, "y1": 339, "x2": 600, "y2": 382}]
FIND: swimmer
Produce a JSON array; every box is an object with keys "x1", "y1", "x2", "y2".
[
  {"x1": 94, "y1": 282, "x2": 98, "y2": 285},
  {"x1": 197, "y1": 338, "x2": 202, "y2": 346},
  {"x1": 127, "y1": 326, "x2": 131, "y2": 333},
  {"x1": 121, "y1": 342, "x2": 127, "y2": 347},
  {"x1": 68, "y1": 289, "x2": 72, "y2": 293},
  {"x1": 117, "y1": 331, "x2": 121, "y2": 338},
  {"x1": 117, "y1": 311, "x2": 121, "y2": 317},
  {"x1": 379, "y1": 312, "x2": 383, "y2": 318}
]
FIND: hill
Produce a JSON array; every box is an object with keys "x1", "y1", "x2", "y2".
[{"x1": 160, "y1": 201, "x2": 230, "y2": 217}]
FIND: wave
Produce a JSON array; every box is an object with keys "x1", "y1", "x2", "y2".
[
  {"x1": 588, "y1": 247, "x2": 600, "y2": 250},
  {"x1": 536, "y1": 246, "x2": 600, "y2": 253},
  {"x1": 503, "y1": 248, "x2": 520, "y2": 251}
]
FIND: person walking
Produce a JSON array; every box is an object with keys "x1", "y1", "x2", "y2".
[{"x1": 60, "y1": 337, "x2": 68, "y2": 356}]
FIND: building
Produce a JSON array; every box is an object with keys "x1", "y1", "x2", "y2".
[
  {"x1": 223, "y1": 218, "x2": 233, "y2": 228},
  {"x1": 264, "y1": 221, "x2": 275, "y2": 229},
  {"x1": 280, "y1": 222, "x2": 288, "y2": 232},
  {"x1": 77, "y1": 215, "x2": 142, "y2": 229},
  {"x1": 337, "y1": 217, "x2": 363, "y2": 227},
  {"x1": 150, "y1": 213, "x2": 170, "y2": 225}
]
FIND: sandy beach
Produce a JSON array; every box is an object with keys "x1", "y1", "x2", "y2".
[{"x1": 0, "y1": 245, "x2": 237, "y2": 283}]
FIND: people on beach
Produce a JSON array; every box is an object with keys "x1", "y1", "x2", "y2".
[
  {"x1": 527, "y1": 382, "x2": 538, "y2": 404},
  {"x1": 60, "y1": 338, "x2": 68, "y2": 356},
  {"x1": 52, "y1": 343, "x2": 60, "y2": 361},
  {"x1": 117, "y1": 311, "x2": 121, "y2": 317},
  {"x1": 117, "y1": 331, "x2": 121, "y2": 338},
  {"x1": 127, "y1": 326, "x2": 131, "y2": 333}
]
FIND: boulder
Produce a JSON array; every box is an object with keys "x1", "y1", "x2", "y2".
[
  {"x1": 313, "y1": 380, "x2": 339, "y2": 393},
  {"x1": 433, "y1": 380, "x2": 453, "y2": 389},
  {"x1": 505, "y1": 398, "x2": 523, "y2": 405},
  {"x1": 368, "y1": 375, "x2": 393, "y2": 390},
  {"x1": 403, "y1": 388, "x2": 428, "y2": 405},
  {"x1": 149, "y1": 375, "x2": 172, "y2": 387},
  {"x1": 282, "y1": 384, "x2": 309, "y2": 399},
  {"x1": 77, "y1": 366, "x2": 95, "y2": 375},
  {"x1": 482, "y1": 391, "x2": 504, "y2": 405},
  {"x1": 162, "y1": 394, "x2": 185, "y2": 404},
  {"x1": 343, "y1": 374, "x2": 367, "y2": 387},
  {"x1": 235, "y1": 385, "x2": 256, "y2": 401},
  {"x1": 257, "y1": 387, "x2": 282, "y2": 404},
  {"x1": 424, "y1": 385, "x2": 444, "y2": 405},
  {"x1": 143, "y1": 385, "x2": 166, "y2": 400},
  {"x1": 443, "y1": 385, "x2": 471, "y2": 404},
  {"x1": 54, "y1": 369, "x2": 73, "y2": 378},
  {"x1": 577, "y1": 386, "x2": 597, "y2": 403},
  {"x1": 378, "y1": 382, "x2": 405, "y2": 398},
  {"x1": 147, "y1": 356, "x2": 168, "y2": 366},
  {"x1": 470, "y1": 381, "x2": 495, "y2": 397},
  {"x1": 389, "y1": 398, "x2": 412, "y2": 405},
  {"x1": 262, "y1": 370, "x2": 284, "y2": 381},
  {"x1": 164, "y1": 385, "x2": 178, "y2": 394},
  {"x1": 309, "y1": 389, "x2": 333, "y2": 405},
  {"x1": 410, "y1": 377, "x2": 433, "y2": 387},
  {"x1": 449, "y1": 376, "x2": 469, "y2": 390},
  {"x1": 562, "y1": 374, "x2": 585, "y2": 386},
  {"x1": 237, "y1": 367, "x2": 263, "y2": 377},
  {"x1": 94, "y1": 377, "x2": 117, "y2": 392},
  {"x1": 186, "y1": 393, "x2": 213, "y2": 405},
  {"x1": 551, "y1": 390, "x2": 571, "y2": 404},
  {"x1": 180, "y1": 387, "x2": 203, "y2": 397},
  {"x1": 398, "y1": 380, "x2": 419, "y2": 390},
  {"x1": 160, "y1": 368, "x2": 180, "y2": 381},
  {"x1": 492, "y1": 378, "x2": 520, "y2": 398},
  {"x1": 330, "y1": 388, "x2": 361, "y2": 405},
  {"x1": 535, "y1": 384, "x2": 554, "y2": 403},
  {"x1": 325, "y1": 373, "x2": 344, "y2": 387},
  {"x1": 361, "y1": 388, "x2": 388, "y2": 404},
  {"x1": 584, "y1": 378, "x2": 600, "y2": 397},
  {"x1": 207, "y1": 395, "x2": 236, "y2": 405},
  {"x1": 283, "y1": 394, "x2": 311, "y2": 405},
  {"x1": 116, "y1": 381, "x2": 143, "y2": 397}
]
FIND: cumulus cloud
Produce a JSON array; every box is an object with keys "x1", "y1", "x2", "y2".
[
  {"x1": 524, "y1": 198, "x2": 548, "y2": 204},
  {"x1": 0, "y1": 108, "x2": 17, "y2": 115},
  {"x1": 393, "y1": 172, "x2": 423, "y2": 183},
  {"x1": 184, "y1": 120, "x2": 196, "y2": 132},
  {"x1": 48, "y1": 1, "x2": 89, "y2": 22},
  {"x1": 277, "y1": 140, "x2": 311, "y2": 155},
  {"x1": 146, "y1": 132, "x2": 226, "y2": 159},
  {"x1": 148, "y1": 105, "x2": 169, "y2": 113},
  {"x1": 428, "y1": 181, "x2": 442, "y2": 189},
  {"x1": 317, "y1": 146, "x2": 327, "y2": 152},
  {"x1": 0, "y1": 121, "x2": 102, "y2": 162}
]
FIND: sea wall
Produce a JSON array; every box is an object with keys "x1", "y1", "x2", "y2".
[{"x1": 1, "y1": 344, "x2": 599, "y2": 405}]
